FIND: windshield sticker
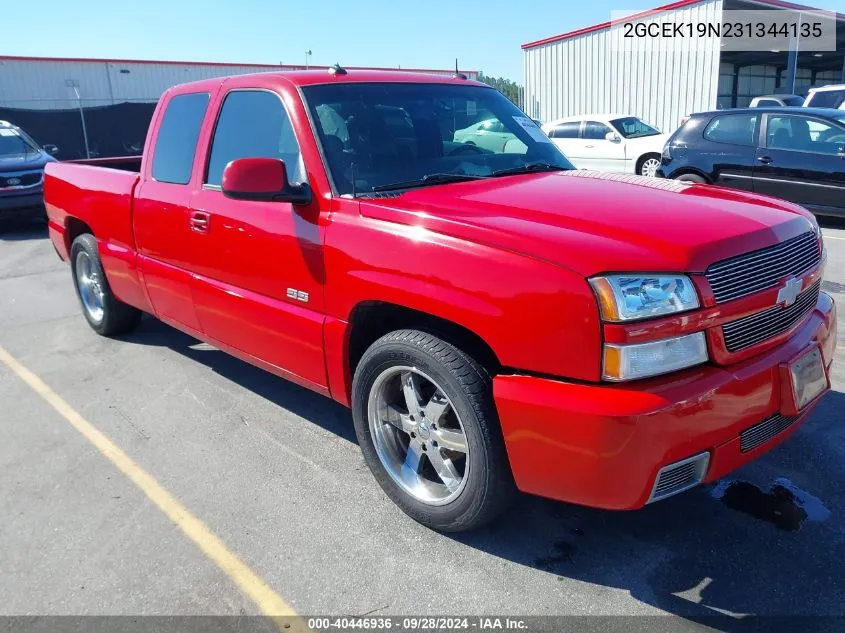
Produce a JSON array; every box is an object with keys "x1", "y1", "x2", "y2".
[
  {"x1": 466, "y1": 101, "x2": 477, "y2": 116},
  {"x1": 0, "y1": 129, "x2": 19, "y2": 137},
  {"x1": 512, "y1": 116, "x2": 550, "y2": 143}
]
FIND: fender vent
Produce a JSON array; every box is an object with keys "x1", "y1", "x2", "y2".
[{"x1": 648, "y1": 452, "x2": 710, "y2": 503}]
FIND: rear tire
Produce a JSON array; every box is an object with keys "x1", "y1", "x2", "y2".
[
  {"x1": 70, "y1": 233, "x2": 141, "y2": 336},
  {"x1": 675, "y1": 173, "x2": 707, "y2": 184},
  {"x1": 352, "y1": 329, "x2": 515, "y2": 532},
  {"x1": 637, "y1": 154, "x2": 661, "y2": 177}
]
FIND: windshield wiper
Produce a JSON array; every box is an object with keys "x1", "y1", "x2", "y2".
[
  {"x1": 370, "y1": 173, "x2": 487, "y2": 193},
  {"x1": 491, "y1": 163, "x2": 568, "y2": 178}
]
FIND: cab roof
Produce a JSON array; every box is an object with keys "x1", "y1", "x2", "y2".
[{"x1": 168, "y1": 69, "x2": 488, "y2": 94}]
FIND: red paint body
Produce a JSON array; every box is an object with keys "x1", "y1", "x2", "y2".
[{"x1": 43, "y1": 71, "x2": 837, "y2": 510}]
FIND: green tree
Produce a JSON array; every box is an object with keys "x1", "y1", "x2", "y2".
[{"x1": 477, "y1": 72, "x2": 522, "y2": 107}]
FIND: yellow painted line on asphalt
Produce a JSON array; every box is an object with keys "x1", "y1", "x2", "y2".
[
  {"x1": 824, "y1": 235, "x2": 845, "y2": 241},
  {"x1": 0, "y1": 345, "x2": 305, "y2": 631}
]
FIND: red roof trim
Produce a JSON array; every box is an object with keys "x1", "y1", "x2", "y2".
[
  {"x1": 0, "y1": 55, "x2": 477, "y2": 75},
  {"x1": 521, "y1": 0, "x2": 842, "y2": 49}
]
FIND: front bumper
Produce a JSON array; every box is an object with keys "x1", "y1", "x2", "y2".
[
  {"x1": 494, "y1": 292, "x2": 837, "y2": 510},
  {"x1": 0, "y1": 190, "x2": 45, "y2": 215}
]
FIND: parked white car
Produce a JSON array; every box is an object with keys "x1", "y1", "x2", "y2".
[
  {"x1": 803, "y1": 84, "x2": 845, "y2": 110},
  {"x1": 453, "y1": 118, "x2": 516, "y2": 153},
  {"x1": 541, "y1": 114, "x2": 669, "y2": 177}
]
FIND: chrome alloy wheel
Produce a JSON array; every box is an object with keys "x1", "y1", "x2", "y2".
[
  {"x1": 368, "y1": 366, "x2": 470, "y2": 506},
  {"x1": 641, "y1": 157, "x2": 661, "y2": 178},
  {"x1": 75, "y1": 250, "x2": 105, "y2": 323}
]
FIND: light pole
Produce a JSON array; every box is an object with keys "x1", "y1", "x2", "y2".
[
  {"x1": 305, "y1": 50, "x2": 312, "y2": 70},
  {"x1": 65, "y1": 79, "x2": 90, "y2": 159}
]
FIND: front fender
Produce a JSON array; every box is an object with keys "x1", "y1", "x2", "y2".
[{"x1": 325, "y1": 210, "x2": 602, "y2": 382}]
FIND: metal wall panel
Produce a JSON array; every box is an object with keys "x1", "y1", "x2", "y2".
[
  {"x1": 0, "y1": 58, "x2": 477, "y2": 110},
  {"x1": 524, "y1": 0, "x2": 723, "y2": 135}
]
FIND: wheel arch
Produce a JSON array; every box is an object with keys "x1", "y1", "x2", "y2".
[
  {"x1": 346, "y1": 301, "x2": 501, "y2": 395},
  {"x1": 669, "y1": 167, "x2": 711, "y2": 183},
  {"x1": 65, "y1": 216, "x2": 95, "y2": 255}
]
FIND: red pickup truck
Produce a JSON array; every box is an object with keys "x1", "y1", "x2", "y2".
[{"x1": 44, "y1": 69, "x2": 836, "y2": 532}]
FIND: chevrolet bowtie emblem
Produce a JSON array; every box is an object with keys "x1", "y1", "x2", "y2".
[{"x1": 776, "y1": 277, "x2": 802, "y2": 307}]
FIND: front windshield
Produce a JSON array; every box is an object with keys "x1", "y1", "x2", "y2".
[
  {"x1": 609, "y1": 117, "x2": 661, "y2": 139},
  {"x1": 782, "y1": 96, "x2": 805, "y2": 106},
  {"x1": 302, "y1": 82, "x2": 573, "y2": 195},
  {"x1": 0, "y1": 127, "x2": 39, "y2": 157}
]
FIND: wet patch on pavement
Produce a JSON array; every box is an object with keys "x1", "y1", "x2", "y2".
[{"x1": 710, "y1": 478, "x2": 831, "y2": 531}]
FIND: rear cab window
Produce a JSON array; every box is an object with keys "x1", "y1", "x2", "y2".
[
  {"x1": 703, "y1": 113, "x2": 759, "y2": 146},
  {"x1": 205, "y1": 90, "x2": 305, "y2": 187},
  {"x1": 151, "y1": 92, "x2": 210, "y2": 184}
]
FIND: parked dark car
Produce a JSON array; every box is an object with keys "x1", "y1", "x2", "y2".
[
  {"x1": 658, "y1": 107, "x2": 845, "y2": 217},
  {"x1": 0, "y1": 120, "x2": 58, "y2": 225}
]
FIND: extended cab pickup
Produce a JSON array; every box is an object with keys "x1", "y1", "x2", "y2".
[{"x1": 44, "y1": 70, "x2": 837, "y2": 532}]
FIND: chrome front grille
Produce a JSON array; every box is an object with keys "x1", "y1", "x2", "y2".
[
  {"x1": 722, "y1": 280, "x2": 821, "y2": 352},
  {"x1": 648, "y1": 452, "x2": 710, "y2": 503},
  {"x1": 705, "y1": 232, "x2": 820, "y2": 303},
  {"x1": 740, "y1": 413, "x2": 800, "y2": 452}
]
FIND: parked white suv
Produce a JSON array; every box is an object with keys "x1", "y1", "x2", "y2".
[
  {"x1": 803, "y1": 85, "x2": 845, "y2": 110},
  {"x1": 541, "y1": 114, "x2": 668, "y2": 177}
]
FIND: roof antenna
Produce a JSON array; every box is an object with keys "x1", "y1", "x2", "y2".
[
  {"x1": 453, "y1": 58, "x2": 467, "y2": 80},
  {"x1": 328, "y1": 63, "x2": 347, "y2": 76}
]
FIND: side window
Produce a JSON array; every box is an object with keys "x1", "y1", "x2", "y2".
[
  {"x1": 767, "y1": 115, "x2": 845, "y2": 154},
  {"x1": 206, "y1": 90, "x2": 305, "y2": 187},
  {"x1": 583, "y1": 121, "x2": 611, "y2": 140},
  {"x1": 551, "y1": 122, "x2": 580, "y2": 139},
  {"x1": 151, "y1": 92, "x2": 210, "y2": 184},
  {"x1": 756, "y1": 99, "x2": 780, "y2": 107},
  {"x1": 703, "y1": 114, "x2": 758, "y2": 146}
]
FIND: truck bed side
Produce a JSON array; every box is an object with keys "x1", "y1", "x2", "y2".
[{"x1": 44, "y1": 161, "x2": 153, "y2": 314}]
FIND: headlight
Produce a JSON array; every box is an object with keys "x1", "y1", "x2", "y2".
[
  {"x1": 589, "y1": 274, "x2": 700, "y2": 322},
  {"x1": 603, "y1": 332, "x2": 708, "y2": 381}
]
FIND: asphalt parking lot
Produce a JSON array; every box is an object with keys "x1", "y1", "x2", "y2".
[{"x1": 1, "y1": 219, "x2": 844, "y2": 632}]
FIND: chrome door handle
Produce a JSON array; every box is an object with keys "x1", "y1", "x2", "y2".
[
  {"x1": 757, "y1": 155, "x2": 773, "y2": 164},
  {"x1": 190, "y1": 211, "x2": 210, "y2": 233},
  {"x1": 585, "y1": 144, "x2": 595, "y2": 148}
]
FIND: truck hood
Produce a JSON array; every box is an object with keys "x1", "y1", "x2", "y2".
[{"x1": 359, "y1": 170, "x2": 816, "y2": 277}]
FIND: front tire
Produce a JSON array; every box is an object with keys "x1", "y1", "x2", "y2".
[
  {"x1": 70, "y1": 233, "x2": 141, "y2": 336},
  {"x1": 352, "y1": 330, "x2": 515, "y2": 532}
]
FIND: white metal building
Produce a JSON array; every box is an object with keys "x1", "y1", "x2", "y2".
[
  {"x1": 0, "y1": 56, "x2": 478, "y2": 110},
  {"x1": 523, "y1": 0, "x2": 845, "y2": 134}
]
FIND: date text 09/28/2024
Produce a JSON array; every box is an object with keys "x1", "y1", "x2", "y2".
[{"x1": 307, "y1": 617, "x2": 528, "y2": 630}]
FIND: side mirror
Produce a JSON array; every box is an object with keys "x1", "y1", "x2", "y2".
[
  {"x1": 605, "y1": 132, "x2": 621, "y2": 143},
  {"x1": 837, "y1": 145, "x2": 845, "y2": 159},
  {"x1": 43, "y1": 144, "x2": 59, "y2": 156},
  {"x1": 221, "y1": 157, "x2": 311, "y2": 205}
]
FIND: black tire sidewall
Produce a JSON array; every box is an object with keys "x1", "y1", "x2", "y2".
[
  {"x1": 352, "y1": 333, "x2": 505, "y2": 531},
  {"x1": 70, "y1": 233, "x2": 142, "y2": 336},
  {"x1": 70, "y1": 234, "x2": 108, "y2": 334}
]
